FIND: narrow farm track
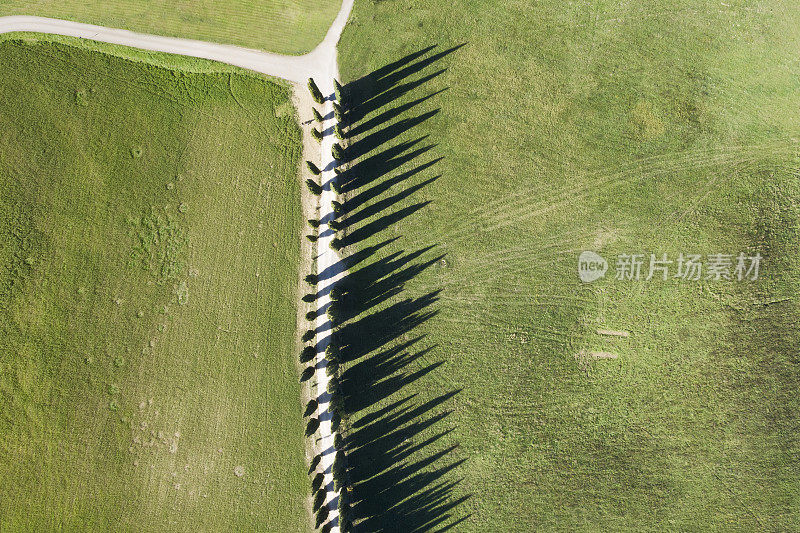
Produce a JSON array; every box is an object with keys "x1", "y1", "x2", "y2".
[{"x1": 0, "y1": 3, "x2": 353, "y2": 531}]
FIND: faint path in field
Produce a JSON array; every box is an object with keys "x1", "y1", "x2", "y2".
[{"x1": 0, "y1": 3, "x2": 354, "y2": 531}]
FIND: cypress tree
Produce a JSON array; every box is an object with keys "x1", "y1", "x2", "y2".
[
  {"x1": 331, "y1": 143, "x2": 345, "y2": 161},
  {"x1": 333, "y1": 79, "x2": 344, "y2": 103},
  {"x1": 330, "y1": 181, "x2": 342, "y2": 195},
  {"x1": 325, "y1": 360, "x2": 338, "y2": 377},
  {"x1": 330, "y1": 238, "x2": 343, "y2": 251},
  {"x1": 329, "y1": 286, "x2": 345, "y2": 301},
  {"x1": 326, "y1": 303, "x2": 339, "y2": 323},
  {"x1": 332, "y1": 451, "x2": 345, "y2": 491},
  {"x1": 311, "y1": 472, "x2": 325, "y2": 492},
  {"x1": 306, "y1": 234, "x2": 317, "y2": 242},
  {"x1": 306, "y1": 310, "x2": 317, "y2": 321},
  {"x1": 312, "y1": 489, "x2": 326, "y2": 511},
  {"x1": 325, "y1": 342, "x2": 339, "y2": 360},
  {"x1": 308, "y1": 218, "x2": 321, "y2": 228},
  {"x1": 305, "y1": 273, "x2": 318, "y2": 285},
  {"x1": 331, "y1": 200, "x2": 343, "y2": 214},
  {"x1": 307, "y1": 77, "x2": 324, "y2": 104},
  {"x1": 333, "y1": 103, "x2": 344, "y2": 123},
  {"x1": 312, "y1": 107, "x2": 323, "y2": 122},
  {"x1": 334, "y1": 124, "x2": 345, "y2": 140},
  {"x1": 303, "y1": 399, "x2": 318, "y2": 418},
  {"x1": 300, "y1": 345, "x2": 316, "y2": 363},
  {"x1": 302, "y1": 329, "x2": 315, "y2": 342},
  {"x1": 311, "y1": 128, "x2": 323, "y2": 142},
  {"x1": 306, "y1": 179, "x2": 322, "y2": 195},
  {"x1": 308, "y1": 453, "x2": 321, "y2": 474},
  {"x1": 315, "y1": 505, "x2": 329, "y2": 528},
  {"x1": 300, "y1": 366, "x2": 315, "y2": 382},
  {"x1": 305, "y1": 416, "x2": 320, "y2": 437},
  {"x1": 327, "y1": 376, "x2": 339, "y2": 394},
  {"x1": 306, "y1": 160, "x2": 321, "y2": 175}
]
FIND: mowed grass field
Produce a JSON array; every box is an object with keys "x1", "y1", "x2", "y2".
[
  {"x1": 338, "y1": 0, "x2": 800, "y2": 530},
  {"x1": 0, "y1": 0, "x2": 341, "y2": 54},
  {"x1": 0, "y1": 40, "x2": 309, "y2": 531}
]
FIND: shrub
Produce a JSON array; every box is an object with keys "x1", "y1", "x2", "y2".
[
  {"x1": 300, "y1": 366, "x2": 315, "y2": 382},
  {"x1": 307, "y1": 78, "x2": 324, "y2": 104},
  {"x1": 306, "y1": 179, "x2": 322, "y2": 195},
  {"x1": 300, "y1": 345, "x2": 316, "y2": 363},
  {"x1": 311, "y1": 128, "x2": 323, "y2": 142},
  {"x1": 330, "y1": 238, "x2": 343, "y2": 251},
  {"x1": 305, "y1": 274, "x2": 318, "y2": 285},
  {"x1": 334, "y1": 124, "x2": 345, "y2": 140},
  {"x1": 331, "y1": 143, "x2": 344, "y2": 161},
  {"x1": 304, "y1": 399, "x2": 318, "y2": 418},
  {"x1": 312, "y1": 107, "x2": 323, "y2": 122},
  {"x1": 333, "y1": 79, "x2": 344, "y2": 103},
  {"x1": 306, "y1": 160, "x2": 321, "y2": 175},
  {"x1": 315, "y1": 505, "x2": 329, "y2": 528},
  {"x1": 305, "y1": 416, "x2": 320, "y2": 437}
]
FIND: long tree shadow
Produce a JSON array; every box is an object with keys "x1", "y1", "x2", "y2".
[{"x1": 327, "y1": 45, "x2": 469, "y2": 531}]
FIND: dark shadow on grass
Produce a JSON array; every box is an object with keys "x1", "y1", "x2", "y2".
[{"x1": 328, "y1": 45, "x2": 469, "y2": 531}]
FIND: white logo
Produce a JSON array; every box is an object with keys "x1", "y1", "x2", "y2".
[{"x1": 578, "y1": 251, "x2": 608, "y2": 283}]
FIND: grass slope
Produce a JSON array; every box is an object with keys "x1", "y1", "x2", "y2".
[
  {"x1": 0, "y1": 0, "x2": 341, "y2": 54},
  {"x1": 0, "y1": 40, "x2": 309, "y2": 531},
  {"x1": 338, "y1": 1, "x2": 800, "y2": 530}
]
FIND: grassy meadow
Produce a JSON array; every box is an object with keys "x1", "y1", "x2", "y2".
[
  {"x1": 337, "y1": 0, "x2": 800, "y2": 530},
  {"x1": 0, "y1": 40, "x2": 309, "y2": 531},
  {"x1": 0, "y1": 0, "x2": 341, "y2": 54}
]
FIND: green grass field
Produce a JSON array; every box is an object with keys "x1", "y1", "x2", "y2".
[
  {"x1": 338, "y1": 0, "x2": 800, "y2": 530},
  {"x1": 0, "y1": 0, "x2": 341, "y2": 54},
  {"x1": 0, "y1": 39, "x2": 310, "y2": 531}
]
